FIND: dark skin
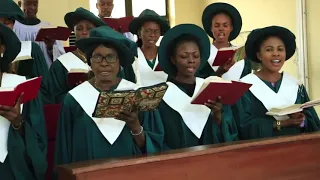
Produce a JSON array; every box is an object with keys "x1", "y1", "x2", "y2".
[
  {"x1": 96, "y1": 0, "x2": 114, "y2": 18},
  {"x1": 211, "y1": 13, "x2": 235, "y2": 76},
  {"x1": 138, "y1": 21, "x2": 161, "y2": 61},
  {"x1": 72, "y1": 20, "x2": 96, "y2": 86},
  {"x1": 171, "y1": 41, "x2": 222, "y2": 125},
  {"x1": 19, "y1": 0, "x2": 55, "y2": 58},
  {"x1": 18, "y1": 0, "x2": 39, "y2": 19},
  {"x1": 256, "y1": 36, "x2": 305, "y2": 128},
  {"x1": 89, "y1": 45, "x2": 146, "y2": 148},
  {"x1": 0, "y1": 45, "x2": 25, "y2": 135}
]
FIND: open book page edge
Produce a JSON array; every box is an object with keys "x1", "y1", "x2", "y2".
[
  {"x1": 191, "y1": 77, "x2": 231, "y2": 102},
  {"x1": 219, "y1": 46, "x2": 243, "y2": 51},
  {"x1": 69, "y1": 68, "x2": 89, "y2": 73}
]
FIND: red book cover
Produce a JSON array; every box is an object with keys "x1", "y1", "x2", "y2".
[
  {"x1": 64, "y1": 46, "x2": 77, "y2": 53},
  {"x1": 68, "y1": 71, "x2": 88, "y2": 88},
  {"x1": 221, "y1": 81, "x2": 252, "y2": 105},
  {"x1": 191, "y1": 78, "x2": 251, "y2": 105},
  {"x1": 154, "y1": 63, "x2": 162, "y2": 71},
  {"x1": 0, "y1": 77, "x2": 42, "y2": 106},
  {"x1": 35, "y1": 26, "x2": 72, "y2": 41},
  {"x1": 103, "y1": 16, "x2": 134, "y2": 33},
  {"x1": 212, "y1": 46, "x2": 245, "y2": 66}
]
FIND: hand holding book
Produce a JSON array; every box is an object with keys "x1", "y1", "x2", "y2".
[
  {"x1": 115, "y1": 108, "x2": 141, "y2": 133},
  {"x1": 204, "y1": 96, "x2": 223, "y2": 125},
  {"x1": 0, "y1": 92, "x2": 24, "y2": 128},
  {"x1": 278, "y1": 112, "x2": 305, "y2": 128}
]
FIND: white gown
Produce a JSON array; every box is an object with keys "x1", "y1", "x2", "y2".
[{"x1": 13, "y1": 20, "x2": 66, "y2": 68}]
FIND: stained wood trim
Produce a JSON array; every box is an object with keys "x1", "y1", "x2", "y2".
[{"x1": 58, "y1": 132, "x2": 320, "y2": 175}]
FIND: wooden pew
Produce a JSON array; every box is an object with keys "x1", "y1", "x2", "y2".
[{"x1": 57, "y1": 133, "x2": 320, "y2": 180}]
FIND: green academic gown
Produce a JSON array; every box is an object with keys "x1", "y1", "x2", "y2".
[
  {"x1": 236, "y1": 73, "x2": 320, "y2": 140},
  {"x1": 158, "y1": 77, "x2": 238, "y2": 150},
  {"x1": 0, "y1": 73, "x2": 47, "y2": 180},
  {"x1": 16, "y1": 42, "x2": 48, "y2": 78},
  {"x1": 40, "y1": 52, "x2": 137, "y2": 105},
  {"x1": 54, "y1": 80, "x2": 164, "y2": 168}
]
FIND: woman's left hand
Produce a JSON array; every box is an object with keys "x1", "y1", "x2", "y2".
[
  {"x1": 205, "y1": 96, "x2": 223, "y2": 125},
  {"x1": 0, "y1": 93, "x2": 24, "y2": 127},
  {"x1": 115, "y1": 110, "x2": 141, "y2": 133}
]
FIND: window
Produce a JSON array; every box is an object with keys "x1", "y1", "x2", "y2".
[
  {"x1": 89, "y1": 0, "x2": 169, "y2": 21},
  {"x1": 90, "y1": 0, "x2": 126, "y2": 18},
  {"x1": 131, "y1": 0, "x2": 167, "y2": 17},
  {"x1": 88, "y1": 0, "x2": 168, "y2": 45}
]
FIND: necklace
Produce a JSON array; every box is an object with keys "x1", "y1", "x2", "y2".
[{"x1": 76, "y1": 49, "x2": 87, "y2": 62}]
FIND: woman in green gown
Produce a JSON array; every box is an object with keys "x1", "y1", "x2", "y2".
[
  {"x1": 0, "y1": 0, "x2": 48, "y2": 78},
  {"x1": 199, "y1": 2, "x2": 251, "y2": 80},
  {"x1": 129, "y1": 9, "x2": 170, "y2": 86},
  {"x1": 54, "y1": 26, "x2": 164, "y2": 170},
  {"x1": 0, "y1": 23, "x2": 47, "y2": 180},
  {"x1": 41, "y1": 7, "x2": 137, "y2": 105},
  {"x1": 40, "y1": 7, "x2": 106, "y2": 104},
  {"x1": 237, "y1": 26, "x2": 320, "y2": 140},
  {"x1": 157, "y1": 24, "x2": 238, "y2": 150}
]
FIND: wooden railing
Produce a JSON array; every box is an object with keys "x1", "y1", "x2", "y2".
[{"x1": 57, "y1": 132, "x2": 320, "y2": 180}]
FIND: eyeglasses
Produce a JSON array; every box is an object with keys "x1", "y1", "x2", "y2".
[
  {"x1": 143, "y1": 29, "x2": 161, "y2": 35},
  {"x1": 90, "y1": 54, "x2": 118, "y2": 63}
]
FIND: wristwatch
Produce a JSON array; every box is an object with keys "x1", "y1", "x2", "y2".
[{"x1": 276, "y1": 120, "x2": 281, "y2": 131}]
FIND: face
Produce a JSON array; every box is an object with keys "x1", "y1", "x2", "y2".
[
  {"x1": 211, "y1": 13, "x2": 233, "y2": 43},
  {"x1": 139, "y1": 21, "x2": 161, "y2": 47},
  {"x1": 0, "y1": 18, "x2": 14, "y2": 30},
  {"x1": 96, "y1": 0, "x2": 114, "y2": 18},
  {"x1": 19, "y1": 0, "x2": 39, "y2": 18},
  {"x1": 90, "y1": 45, "x2": 120, "y2": 83},
  {"x1": 257, "y1": 36, "x2": 286, "y2": 73},
  {"x1": 74, "y1": 20, "x2": 96, "y2": 40},
  {"x1": 171, "y1": 41, "x2": 201, "y2": 78}
]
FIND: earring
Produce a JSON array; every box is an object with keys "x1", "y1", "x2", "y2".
[{"x1": 0, "y1": 53, "x2": 3, "y2": 58}]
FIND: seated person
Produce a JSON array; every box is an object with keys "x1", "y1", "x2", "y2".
[
  {"x1": 157, "y1": 24, "x2": 238, "y2": 150},
  {"x1": 54, "y1": 26, "x2": 164, "y2": 169},
  {"x1": 236, "y1": 26, "x2": 320, "y2": 140},
  {"x1": 0, "y1": 23, "x2": 47, "y2": 180}
]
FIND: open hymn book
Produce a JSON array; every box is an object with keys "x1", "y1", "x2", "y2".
[
  {"x1": 191, "y1": 76, "x2": 252, "y2": 105},
  {"x1": 35, "y1": 26, "x2": 72, "y2": 41},
  {"x1": 266, "y1": 100, "x2": 320, "y2": 116},
  {"x1": 92, "y1": 83, "x2": 168, "y2": 118},
  {"x1": 13, "y1": 41, "x2": 33, "y2": 62},
  {"x1": 212, "y1": 46, "x2": 246, "y2": 66},
  {"x1": 0, "y1": 77, "x2": 42, "y2": 106}
]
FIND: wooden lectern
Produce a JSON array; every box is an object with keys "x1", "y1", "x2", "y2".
[{"x1": 57, "y1": 133, "x2": 320, "y2": 180}]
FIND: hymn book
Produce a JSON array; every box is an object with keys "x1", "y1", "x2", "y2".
[
  {"x1": 191, "y1": 76, "x2": 252, "y2": 105},
  {"x1": 92, "y1": 82, "x2": 168, "y2": 118},
  {"x1": 212, "y1": 46, "x2": 246, "y2": 66}
]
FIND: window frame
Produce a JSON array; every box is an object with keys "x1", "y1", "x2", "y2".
[{"x1": 124, "y1": 0, "x2": 169, "y2": 23}]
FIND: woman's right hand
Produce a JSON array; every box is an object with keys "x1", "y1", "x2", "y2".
[
  {"x1": 281, "y1": 112, "x2": 305, "y2": 127},
  {"x1": 216, "y1": 59, "x2": 235, "y2": 76}
]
